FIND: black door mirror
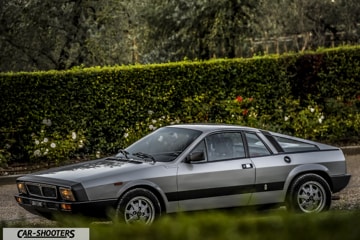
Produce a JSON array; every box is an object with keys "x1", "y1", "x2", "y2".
[{"x1": 186, "y1": 151, "x2": 205, "y2": 163}]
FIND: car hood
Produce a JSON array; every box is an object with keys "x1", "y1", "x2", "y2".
[{"x1": 17, "y1": 157, "x2": 151, "y2": 185}]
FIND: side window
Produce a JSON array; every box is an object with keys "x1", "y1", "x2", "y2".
[
  {"x1": 273, "y1": 136, "x2": 319, "y2": 153},
  {"x1": 245, "y1": 132, "x2": 271, "y2": 157},
  {"x1": 206, "y1": 132, "x2": 245, "y2": 161}
]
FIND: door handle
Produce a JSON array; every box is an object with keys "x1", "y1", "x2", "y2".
[{"x1": 242, "y1": 163, "x2": 253, "y2": 169}]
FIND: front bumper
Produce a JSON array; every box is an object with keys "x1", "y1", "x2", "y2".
[
  {"x1": 15, "y1": 195, "x2": 117, "y2": 218},
  {"x1": 331, "y1": 174, "x2": 351, "y2": 193}
]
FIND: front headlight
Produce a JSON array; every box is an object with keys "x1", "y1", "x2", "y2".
[
  {"x1": 59, "y1": 187, "x2": 76, "y2": 201},
  {"x1": 17, "y1": 182, "x2": 27, "y2": 194}
]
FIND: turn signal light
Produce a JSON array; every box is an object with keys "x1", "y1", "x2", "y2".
[
  {"x1": 61, "y1": 203, "x2": 72, "y2": 211},
  {"x1": 15, "y1": 197, "x2": 23, "y2": 204}
]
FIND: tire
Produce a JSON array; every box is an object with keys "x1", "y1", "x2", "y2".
[
  {"x1": 286, "y1": 173, "x2": 331, "y2": 213},
  {"x1": 116, "y1": 188, "x2": 161, "y2": 224}
]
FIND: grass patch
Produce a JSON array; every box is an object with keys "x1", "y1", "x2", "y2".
[{"x1": 2, "y1": 210, "x2": 360, "y2": 240}]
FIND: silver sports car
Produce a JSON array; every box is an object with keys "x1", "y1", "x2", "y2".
[{"x1": 15, "y1": 124, "x2": 351, "y2": 223}]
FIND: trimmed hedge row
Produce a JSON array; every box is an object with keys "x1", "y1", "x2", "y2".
[
  {"x1": 0, "y1": 46, "x2": 359, "y2": 165},
  {"x1": 2, "y1": 211, "x2": 360, "y2": 240}
]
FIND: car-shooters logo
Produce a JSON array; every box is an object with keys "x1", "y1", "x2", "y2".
[{"x1": 3, "y1": 228, "x2": 89, "y2": 240}]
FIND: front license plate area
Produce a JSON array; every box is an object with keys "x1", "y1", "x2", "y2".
[{"x1": 31, "y1": 200, "x2": 44, "y2": 207}]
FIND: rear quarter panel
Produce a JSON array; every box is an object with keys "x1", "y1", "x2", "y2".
[
  {"x1": 250, "y1": 149, "x2": 346, "y2": 204},
  {"x1": 283, "y1": 149, "x2": 347, "y2": 196}
]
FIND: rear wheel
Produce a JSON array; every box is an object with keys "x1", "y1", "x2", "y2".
[
  {"x1": 116, "y1": 188, "x2": 161, "y2": 224},
  {"x1": 286, "y1": 173, "x2": 331, "y2": 213}
]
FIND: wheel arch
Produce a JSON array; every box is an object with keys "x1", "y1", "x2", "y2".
[
  {"x1": 284, "y1": 164, "x2": 333, "y2": 198},
  {"x1": 115, "y1": 181, "x2": 168, "y2": 214}
]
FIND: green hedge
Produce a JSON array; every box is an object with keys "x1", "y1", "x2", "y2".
[
  {"x1": 0, "y1": 46, "x2": 359, "y2": 165},
  {"x1": 2, "y1": 211, "x2": 360, "y2": 240}
]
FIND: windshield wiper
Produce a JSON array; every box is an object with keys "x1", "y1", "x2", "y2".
[
  {"x1": 106, "y1": 155, "x2": 143, "y2": 164},
  {"x1": 133, "y1": 152, "x2": 156, "y2": 163},
  {"x1": 118, "y1": 149, "x2": 130, "y2": 159}
]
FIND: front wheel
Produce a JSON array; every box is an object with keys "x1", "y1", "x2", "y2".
[
  {"x1": 116, "y1": 188, "x2": 161, "y2": 224},
  {"x1": 286, "y1": 173, "x2": 331, "y2": 213}
]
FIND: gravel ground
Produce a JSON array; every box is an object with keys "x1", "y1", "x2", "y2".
[
  {"x1": 0, "y1": 183, "x2": 54, "y2": 224},
  {"x1": 330, "y1": 154, "x2": 360, "y2": 210},
  {"x1": 0, "y1": 154, "x2": 358, "y2": 223}
]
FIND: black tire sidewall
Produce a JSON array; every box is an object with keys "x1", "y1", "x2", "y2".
[
  {"x1": 116, "y1": 188, "x2": 161, "y2": 223},
  {"x1": 287, "y1": 173, "x2": 331, "y2": 213}
]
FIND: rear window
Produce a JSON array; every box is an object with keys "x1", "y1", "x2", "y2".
[
  {"x1": 245, "y1": 132, "x2": 272, "y2": 157},
  {"x1": 273, "y1": 136, "x2": 319, "y2": 153}
]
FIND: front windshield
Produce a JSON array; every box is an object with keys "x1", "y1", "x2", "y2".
[{"x1": 120, "y1": 127, "x2": 202, "y2": 162}]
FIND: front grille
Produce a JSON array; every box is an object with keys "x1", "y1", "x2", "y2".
[
  {"x1": 27, "y1": 184, "x2": 42, "y2": 195},
  {"x1": 42, "y1": 186, "x2": 57, "y2": 198},
  {"x1": 25, "y1": 183, "x2": 57, "y2": 199}
]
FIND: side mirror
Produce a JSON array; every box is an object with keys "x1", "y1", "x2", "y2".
[{"x1": 186, "y1": 151, "x2": 205, "y2": 163}]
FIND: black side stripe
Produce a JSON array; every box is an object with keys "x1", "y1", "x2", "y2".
[{"x1": 165, "y1": 182, "x2": 284, "y2": 202}]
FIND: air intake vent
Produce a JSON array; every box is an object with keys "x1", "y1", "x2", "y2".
[{"x1": 26, "y1": 183, "x2": 57, "y2": 199}]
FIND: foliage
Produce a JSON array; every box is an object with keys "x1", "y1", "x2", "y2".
[
  {"x1": 220, "y1": 96, "x2": 260, "y2": 128},
  {"x1": 143, "y1": 0, "x2": 261, "y2": 62},
  {"x1": 26, "y1": 121, "x2": 87, "y2": 165},
  {"x1": 2, "y1": 211, "x2": 360, "y2": 240},
  {"x1": 1, "y1": 0, "x2": 360, "y2": 71},
  {"x1": 0, "y1": 148, "x2": 11, "y2": 167},
  {"x1": 201, "y1": 95, "x2": 359, "y2": 142},
  {"x1": 282, "y1": 100, "x2": 328, "y2": 140},
  {"x1": 0, "y1": 130, "x2": 12, "y2": 167},
  {"x1": 0, "y1": 0, "x2": 142, "y2": 71},
  {"x1": 0, "y1": 47, "x2": 359, "y2": 164},
  {"x1": 122, "y1": 112, "x2": 181, "y2": 148}
]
